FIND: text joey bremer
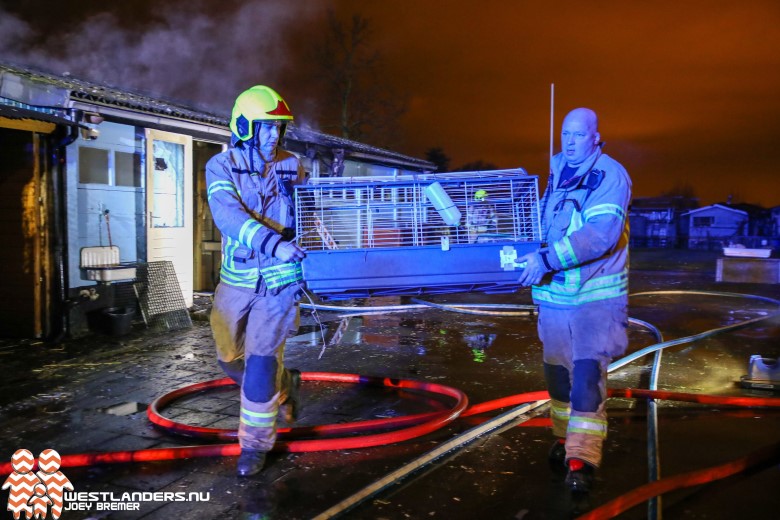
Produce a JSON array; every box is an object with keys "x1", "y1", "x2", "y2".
[{"x1": 63, "y1": 491, "x2": 212, "y2": 512}]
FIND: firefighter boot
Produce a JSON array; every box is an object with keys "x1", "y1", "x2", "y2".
[
  {"x1": 565, "y1": 458, "x2": 595, "y2": 493},
  {"x1": 237, "y1": 449, "x2": 267, "y2": 477},
  {"x1": 548, "y1": 438, "x2": 567, "y2": 472},
  {"x1": 281, "y1": 369, "x2": 301, "y2": 423}
]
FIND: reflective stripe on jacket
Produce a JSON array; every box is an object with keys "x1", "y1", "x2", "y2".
[
  {"x1": 205, "y1": 144, "x2": 305, "y2": 291},
  {"x1": 532, "y1": 150, "x2": 631, "y2": 307}
]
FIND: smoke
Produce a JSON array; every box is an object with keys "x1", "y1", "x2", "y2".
[
  {"x1": 0, "y1": 1, "x2": 327, "y2": 116},
  {"x1": 0, "y1": 8, "x2": 35, "y2": 52}
]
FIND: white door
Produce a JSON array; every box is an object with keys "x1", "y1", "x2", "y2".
[{"x1": 145, "y1": 129, "x2": 194, "y2": 307}]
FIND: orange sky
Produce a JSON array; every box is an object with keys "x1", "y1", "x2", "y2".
[
  {"x1": 338, "y1": 1, "x2": 780, "y2": 207},
  {"x1": 2, "y1": 0, "x2": 779, "y2": 207}
]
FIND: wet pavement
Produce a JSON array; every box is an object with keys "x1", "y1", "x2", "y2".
[{"x1": 1, "y1": 249, "x2": 779, "y2": 519}]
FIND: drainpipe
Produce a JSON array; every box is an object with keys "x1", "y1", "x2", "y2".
[{"x1": 48, "y1": 123, "x2": 79, "y2": 343}]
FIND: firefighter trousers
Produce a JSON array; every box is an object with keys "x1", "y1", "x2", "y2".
[
  {"x1": 538, "y1": 297, "x2": 628, "y2": 467},
  {"x1": 210, "y1": 282, "x2": 300, "y2": 451}
]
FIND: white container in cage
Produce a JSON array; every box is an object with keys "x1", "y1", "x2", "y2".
[{"x1": 295, "y1": 168, "x2": 542, "y2": 299}]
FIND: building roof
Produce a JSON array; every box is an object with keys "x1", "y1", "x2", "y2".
[
  {"x1": 1, "y1": 61, "x2": 225, "y2": 126},
  {"x1": 0, "y1": 61, "x2": 433, "y2": 170},
  {"x1": 718, "y1": 202, "x2": 769, "y2": 216},
  {"x1": 681, "y1": 203, "x2": 748, "y2": 217},
  {"x1": 0, "y1": 103, "x2": 76, "y2": 126}
]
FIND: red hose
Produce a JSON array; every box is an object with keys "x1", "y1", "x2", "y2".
[
  {"x1": 608, "y1": 388, "x2": 780, "y2": 407},
  {"x1": 148, "y1": 373, "x2": 469, "y2": 445},
  {"x1": 460, "y1": 391, "x2": 551, "y2": 417},
  {"x1": 1, "y1": 380, "x2": 777, "y2": 476},
  {"x1": 577, "y1": 441, "x2": 780, "y2": 520},
  {"x1": 277, "y1": 372, "x2": 469, "y2": 452},
  {"x1": 0, "y1": 372, "x2": 468, "y2": 474}
]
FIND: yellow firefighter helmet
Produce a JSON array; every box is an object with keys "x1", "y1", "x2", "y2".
[{"x1": 230, "y1": 85, "x2": 294, "y2": 142}]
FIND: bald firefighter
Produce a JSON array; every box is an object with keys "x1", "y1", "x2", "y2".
[
  {"x1": 206, "y1": 85, "x2": 306, "y2": 477},
  {"x1": 518, "y1": 107, "x2": 631, "y2": 492}
]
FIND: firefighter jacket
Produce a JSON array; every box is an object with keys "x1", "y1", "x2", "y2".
[
  {"x1": 531, "y1": 149, "x2": 631, "y2": 307},
  {"x1": 205, "y1": 143, "x2": 305, "y2": 293}
]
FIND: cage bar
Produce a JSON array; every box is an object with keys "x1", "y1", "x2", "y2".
[{"x1": 295, "y1": 168, "x2": 542, "y2": 299}]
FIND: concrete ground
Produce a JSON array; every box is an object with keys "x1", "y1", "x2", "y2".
[{"x1": 1, "y1": 249, "x2": 778, "y2": 519}]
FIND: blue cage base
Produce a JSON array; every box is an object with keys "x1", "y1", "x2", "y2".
[{"x1": 301, "y1": 241, "x2": 541, "y2": 300}]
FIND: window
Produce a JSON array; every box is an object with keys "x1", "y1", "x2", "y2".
[
  {"x1": 151, "y1": 140, "x2": 185, "y2": 228},
  {"x1": 79, "y1": 147, "x2": 109, "y2": 184},
  {"x1": 78, "y1": 146, "x2": 142, "y2": 187},
  {"x1": 693, "y1": 216, "x2": 714, "y2": 227},
  {"x1": 115, "y1": 150, "x2": 142, "y2": 187}
]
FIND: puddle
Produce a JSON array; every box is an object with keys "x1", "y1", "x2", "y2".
[{"x1": 100, "y1": 401, "x2": 147, "y2": 416}]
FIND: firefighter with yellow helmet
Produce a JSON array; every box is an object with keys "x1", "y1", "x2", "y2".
[{"x1": 206, "y1": 85, "x2": 306, "y2": 477}]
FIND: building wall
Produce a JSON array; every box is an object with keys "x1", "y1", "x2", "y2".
[
  {"x1": 193, "y1": 140, "x2": 224, "y2": 291},
  {"x1": 629, "y1": 210, "x2": 678, "y2": 247},
  {"x1": 687, "y1": 206, "x2": 747, "y2": 248},
  {"x1": 66, "y1": 121, "x2": 144, "y2": 290},
  {"x1": 343, "y1": 160, "x2": 405, "y2": 177},
  {"x1": 0, "y1": 128, "x2": 43, "y2": 337}
]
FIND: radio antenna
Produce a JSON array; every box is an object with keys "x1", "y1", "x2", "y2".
[{"x1": 549, "y1": 83, "x2": 555, "y2": 163}]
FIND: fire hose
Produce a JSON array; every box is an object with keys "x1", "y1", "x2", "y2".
[
  {"x1": 577, "y1": 441, "x2": 780, "y2": 520},
  {"x1": 1, "y1": 380, "x2": 775, "y2": 477},
  {"x1": 0, "y1": 290, "x2": 778, "y2": 519}
]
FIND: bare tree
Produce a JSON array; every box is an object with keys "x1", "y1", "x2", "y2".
[
  {"x1": 453, "y1": 160, "x2": 499, "y2": 172},
  {"x1": 661, "y1": 181, "x2": 697, "y2": 199},
  {"x1": 309, "y1": 10, "x2": 407, "y2": 147},
  {"x1": 425, "y1": 147, "x2": 451, "y2": 172}
]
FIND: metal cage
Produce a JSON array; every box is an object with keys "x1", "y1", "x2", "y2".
[{"x1": 295, "y1": 168, "x2": 542, "y2": 299}]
